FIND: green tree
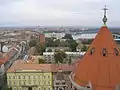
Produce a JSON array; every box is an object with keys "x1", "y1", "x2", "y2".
[
  {"x1": 62, "y1": 34, "x2": 73, "y2": 39},
  {"x1": 66, "y1": 39, "x2": 78, "y2": 51},
  {"x1": 82, "y1": 39, "x2": 93, "y2": 45},
  {"x1": 54, "y1": 50, "x2": 67, "y2": 64},
  {"x1": 60, "y1": 41, "x2": 67, "y2": 47},
  {"x1": 81, "y1": 45, "x2": 88, "y2": 51},
  {"x1": 38, "y1": 58, "x2": 45, "y2": 64},
  {"x1": 68, "y1": 56, "x2": 72, "y2": 65},
  {"x1": 29, "y1": 40, "x2": 37, "y2": 47},
  {"x1": 53, "y1": 39, "x2": 60, "y2": 47},
  {"x1": 45, "y1": 37, "x2": 54, "y2": 47},
  {"x1": 35, "y1": 43, "x2": 46, "y2": 55},
  {"x1": 47, "y1": 49, "x2": 52, "y2": 52}
]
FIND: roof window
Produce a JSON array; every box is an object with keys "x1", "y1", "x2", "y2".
[
  {"x1": 114, "y1": 48, "x2": 119, "y2": 56},
  {"x1": 102, "y1": 48, "x2": 107, "y2": 56},
  {"x1": 90, "y1": 48, "x2": 95, "y2": 55}
]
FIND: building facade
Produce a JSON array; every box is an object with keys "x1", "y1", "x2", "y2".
[
  {"x1": 39, "y1": 34, "x2": 45, "y2": 44},
  {"x1": 43, "y1": 52, "x2": 85, "y2": 63},
  {"x1": 6, "y1": 62, "x2": 53, "y2": 90},
  {"x1": 45, "y1": 33, "x2": 65, "y2": 39},
  {"x1": 6, "y1": 60, "x2": 75, "y2": 90},
  {"x1": 7, "y1": 70, "x2": 52, "y2": 90}
]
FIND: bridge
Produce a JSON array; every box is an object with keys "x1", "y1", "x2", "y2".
[
  {"x1": 112, "y1": 34, "x2": 120, "y2": 41},
  {"x1": 73, "y1": 33, "x2": 120, "y2": 41}
]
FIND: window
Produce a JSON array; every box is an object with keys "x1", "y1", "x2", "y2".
[
  {"x1": 9, "y1": 76, "x2": 11, "y2": 79},
  {"x1": 35, "y1": 76, "x2": 38, "y2": 78},
  {"x1": 18, "y1": 76, "x2": 21, "y2": 79},
  {"x1": 33, "y1": 76, "x2": 35, "y2": 79},
  {"x1": 8, "y1": 81, "x2": 11, "y2": 85},
  {"x1": 19, "y1": 81, "x2": 21, "y2": 85},
  {"x1": 33, "y1": 80, "x2": 36, "y2": 84},
  {"x1": 48, "y1": 88, "x2": 50, "y2": 90},
  {"x1": 13, "y1": 81, "x2": 16, "y2": 85},
  {"x1": 14, "y1": 87, "x2": 16, "y2": 90},
  {"x1": 48, "y1": 75, "x2": 50, "y2": 78},
  {"x1": 44, "y1": 81, "x2": 46, "y2": 84},
  {"x1": 48, "y1": 81, "x2": 50, "y2": 85},
  {"x1": 26, "y1": 76, "x2": 28, "y2": 79},
  {"x1": 29, "y1": 81, "x2": 31, "y2": 85},
  {"x1": 23, "y1": 76, "x2": 25, "y2": 79},
  {"x1": 39, "y1": 76, "x2": 41, "y2": 79},
  {"x1": 13, "y1": 76, "x2": 15, "y2": 79},
  {"x1": 114, "y1": 48, "x2": 119, "y2": 56},
  {"x1": 31, "y1": 76, "x2": 33, "y2": 79},
  {"x1": 102, "y1": 48, "x2": 107, "y2": 56},
  {"x1": 19, "y1": 87, "x2": 22, "y2": 90},
  {"x1": 33, "y1": 87, "x2": 36, "y2": 90},
  {"x1": 24, "y1": 81, "x2": 26, "y2": 85},
  {"x1": 28, "y1": 76, "x2": 30, "y2": 79},
  {"x1": 90, "y1": 48, "x2": 95, "y2": 55},
  {"x1": 44, "y1": 76, "x2": 46, "y2": 78}
]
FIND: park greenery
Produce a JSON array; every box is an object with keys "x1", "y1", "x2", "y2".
[
  {"x1": 54, "y1": 50, "x2": 67, "y2": 64},
  {"x1": 29, "y1": 40, "x2": 45, "y2": 55},
  {"x1": 62, "y1": 34, "x2": 73, "y2": 39},
  {"x1": 29, "y1": 39, "x2": 37, "y2": 48},
  {"x1": 45, "y1": 34, "x2": 78, "y2": 51},
  {"x1": 28, "y1": 33, "x2": 90, "y2": 56},
  {"x1": 38, "y1": 58, "x2": 45, "y2": 64},
  {"x1": 81, "y1": 39, "x2": 93, "y2": 45}
]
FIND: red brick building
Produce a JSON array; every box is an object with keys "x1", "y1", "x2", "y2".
[{"x1": 39, "y1": 34, "x2": 45, "y2": 44}]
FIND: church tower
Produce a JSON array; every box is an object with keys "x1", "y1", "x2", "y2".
[{"x1": 69, "y1": 5, "x2": 120, "y2": 90}]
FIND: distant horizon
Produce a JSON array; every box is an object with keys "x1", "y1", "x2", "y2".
[{"x1": 0, "y1": 25, "x2": 120, "y2": 28}]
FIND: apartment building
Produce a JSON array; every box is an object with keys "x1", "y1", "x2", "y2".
[
  {"x1": 43, "y1": 52, "x2": 85, "y2": 63},
  {"x1": 6, "y1": 61, "x2": 53, "y2": 90}
]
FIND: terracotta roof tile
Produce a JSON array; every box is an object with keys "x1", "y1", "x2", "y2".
[{"x1": 7, "y1": 60, "x2": 75, "y2": 73}]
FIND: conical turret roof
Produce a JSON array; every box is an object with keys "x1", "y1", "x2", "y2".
[{"x1": 72, "y1": 26, "x2": 120, "y2": 90}]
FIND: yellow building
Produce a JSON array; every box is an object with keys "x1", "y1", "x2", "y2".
[{"x1": 6, "y1": 60, "x2": 53, "y2": 90}]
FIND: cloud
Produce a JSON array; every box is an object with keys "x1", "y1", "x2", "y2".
[{"x1": 0, "y1": 0, "x2": 119, "y2": 27}]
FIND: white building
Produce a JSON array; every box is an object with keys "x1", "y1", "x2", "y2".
[
  {"x1": 73, "y1": 33, "x2": 97, "y2": 40},
  {"x1": 43, "y1": 52, "x2": 86, "y2": 63},
  {"x1": 45, "y1": 33, "x2": 65, "y2": 39},
  {"x1": 43, "y1": 52, "x2": 54, "y2": 63}
]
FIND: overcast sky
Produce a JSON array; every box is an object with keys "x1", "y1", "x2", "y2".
[{"x1": 0, "y1": 0, "x2": 119, "y2": 27}]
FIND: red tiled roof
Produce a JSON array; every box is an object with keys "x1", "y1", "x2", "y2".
[
  {"x1": 0, "y1": 47, "x2": 18, "y2": 65},
  {"x1": 73, "y1": 26, "x2": 120, "y2": 90},
  {"x1": 7, "y1": 60, "x2": 75, "y2": 73}
]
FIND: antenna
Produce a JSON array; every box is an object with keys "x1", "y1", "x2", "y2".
[{"x1": 102, "y1": 5, "x2": 108, "y2": 25}]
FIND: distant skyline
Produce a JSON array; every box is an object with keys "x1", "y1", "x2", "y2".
[{"x1": 0, "y1": 0, "x2": 120, "y2": 27}]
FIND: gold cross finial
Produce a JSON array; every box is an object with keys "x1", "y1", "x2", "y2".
[{"x1": 102, "y1": 5, "x2": 108, "y2": 25}]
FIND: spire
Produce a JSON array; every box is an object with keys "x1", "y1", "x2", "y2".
[{"x1": 102, "y1": 5, "x2": 108, "y2": 25}]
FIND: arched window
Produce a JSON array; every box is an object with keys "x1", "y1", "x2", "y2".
[
  {"x1": 102, "y1": 48, "x2": 107, "y2": 56},
  {"x1": 90, "y1": 48, "x2": 95, "y2": 55},
  {"x1": 114, "y1": 48, "x2": 119, "y2": 56}
]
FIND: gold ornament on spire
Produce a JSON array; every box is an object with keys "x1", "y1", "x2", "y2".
[{"x1": 102, "y1": 5, "x2": 108, "y2": 25}]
